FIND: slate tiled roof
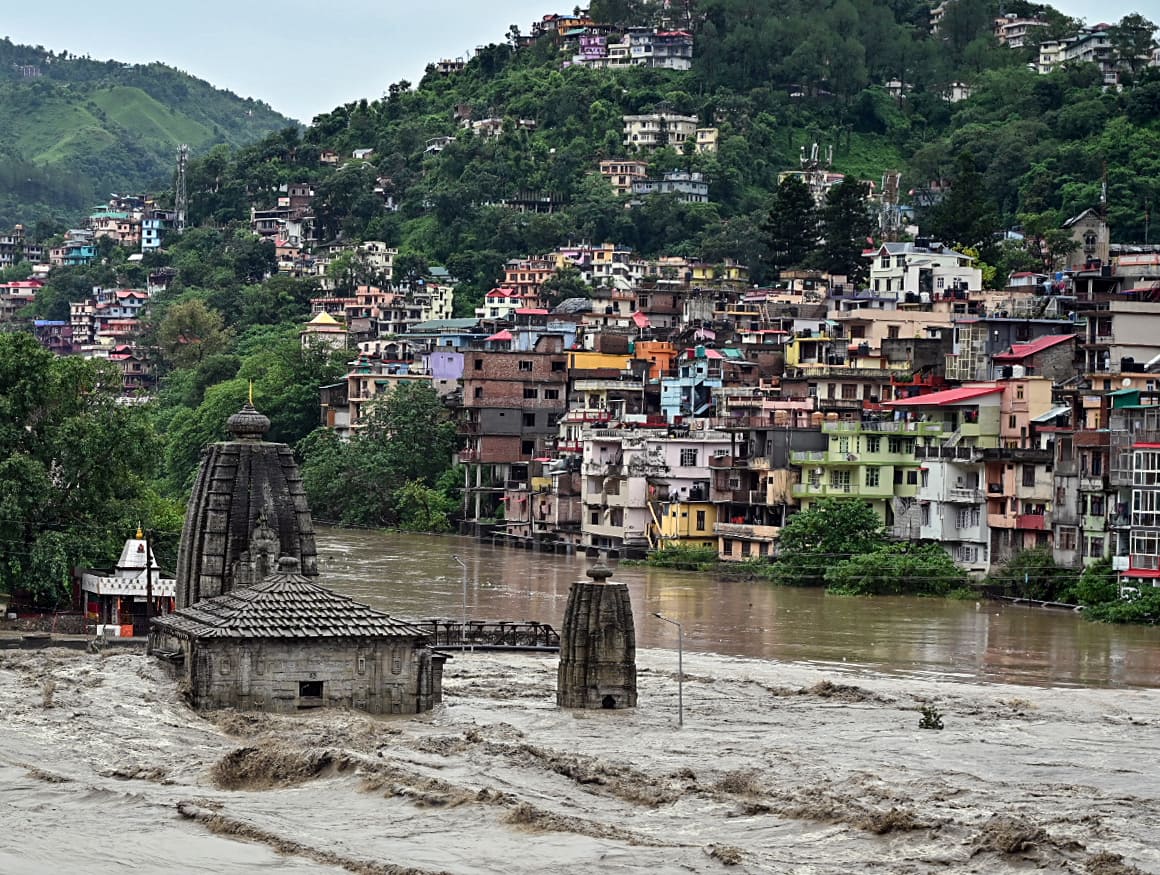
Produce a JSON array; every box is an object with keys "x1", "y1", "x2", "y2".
[{"x1": 152, "y1": 568, "x2": 429, "y2": 641}]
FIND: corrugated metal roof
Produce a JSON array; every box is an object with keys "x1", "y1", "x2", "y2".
[
  {"x1": 883, "y1": 385, "x2": 1003, "y2": 407},
  {"x1": 151, "y1": 569, "x2": 429, "y2": 641},
  {"x1": 992, "y1": 334, "x2": 1074, "y2": 361}
]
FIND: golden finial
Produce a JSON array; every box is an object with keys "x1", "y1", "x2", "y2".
[
  {"x1": 136, "y1": 523, "x2": 144, "y2": 539},
  {"x1": 248, "y1": 380, "x2": 254, "y2": 405}
]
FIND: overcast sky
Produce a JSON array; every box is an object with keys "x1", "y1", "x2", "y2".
[{"x1": 0, "y1": 1, "x2": 1149, "y2": 123}]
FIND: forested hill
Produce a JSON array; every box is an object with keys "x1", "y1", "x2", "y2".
[
  {"x1": 0, "y1": 37, "x2": 296, "y2": 228},
  {"x1": 177, "y1": 0, "x2": 1158, "y2": 302}
]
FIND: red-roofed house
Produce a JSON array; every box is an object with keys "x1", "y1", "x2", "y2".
[{"x1": 991, "y1": 334, "x2": 1076, "y2": 382}]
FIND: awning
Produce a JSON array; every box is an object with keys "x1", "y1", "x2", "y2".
[{"x1": 1031, "y1": 404, "x2": 1071, "y2": 424}]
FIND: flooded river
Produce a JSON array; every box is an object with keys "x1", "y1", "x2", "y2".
[
  {"x1": 316, "y1": 527, "x2": 1160, "y2": 690},
  {"x1": 3, "y1": 528, "x2": 1159, "y2": 874}
]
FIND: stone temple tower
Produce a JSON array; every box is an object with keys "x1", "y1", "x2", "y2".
[
  {"x1": 175, "y1": 401, "x2": 318, "y2": 608},
  {"x1": 557, "y1": 561, "x2": 637, "y2": 709}
]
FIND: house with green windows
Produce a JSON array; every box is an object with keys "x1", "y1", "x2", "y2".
[{"x1": 790, "y1": 417, "x2": 927, "y2": 527}]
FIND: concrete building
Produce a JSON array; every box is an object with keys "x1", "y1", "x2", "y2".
[
  {"x1": 598, "y1": 160, "x2": 649, "y2": 196},
  {"x1": 81, "y1": 529, "x2": 176, "y2": 639},
  {"x1": 632, "y1": 171, "x2": 709, "y2": 204},
  {"x1": 622, "y1": 113, "x2": 698, "y2": 151}
]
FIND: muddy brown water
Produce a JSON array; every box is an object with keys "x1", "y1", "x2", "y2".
[{"x1": 316, "y1": 527, "x2": 1160, "y2": 690}]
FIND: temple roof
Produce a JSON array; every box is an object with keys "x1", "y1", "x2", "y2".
[{"x1": 155, "y1": 559, "x2": 426, "y2": 640}]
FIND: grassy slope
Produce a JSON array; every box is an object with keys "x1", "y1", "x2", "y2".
[{"x1": 89, "y1": 86, "x2": 214, "y2": 148}]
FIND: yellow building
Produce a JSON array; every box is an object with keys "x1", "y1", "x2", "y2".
[{"x1": 655, "y1": 499, "x2": 718, "y2": 548}]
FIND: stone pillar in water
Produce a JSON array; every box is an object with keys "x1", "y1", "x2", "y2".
[{"x1": 557, "y1": 561, "x2": 637, "y2": 709}]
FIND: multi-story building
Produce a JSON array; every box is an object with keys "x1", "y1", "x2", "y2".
[
  {"x1": 459, "y1": 336, "x2": 571, "y2": 523},
  {"x1": 884, "y1": 379, "x2": 1056, "y2": 572},
  {"x1": 632, "y1": 171, "x2": 709, "y2": 204},
  {"x1": 622, "y1": 113, "x2": 699, "y2": 151},
  {"x1": 1107, "y1": 390, "x2": 1160, "y2": 586},
  {"x1": 0, "y1": 225, "x2": 45, "y2": 268},
  {"x1": 598, "y1": 160, "x2": 649, "y2": 196},
  {"x1": 581, "y1": 427, "x2": 730, "y2": 555},
  {"x1": 866, "y1": 240, "x2": 982, "y2": 296}
]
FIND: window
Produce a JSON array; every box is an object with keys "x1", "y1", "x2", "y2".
[
  {"x1": 957, "y1": 507, "x2": 980, "y2": 529},
  {"x1": 921, "y1": 504, "x2": 931, "y2": 526},
  {"x1": 887, "y1": 325, "x2": 900, "y2": 339},
  {"x1": 866, "y1": 436, "x2": 881, "y2": 453},
  {"x1": 679, "y1": 448, "x2": 698, "y2": 467},
  {"x1": 474, "y1": 358, "x2": 483, "y2": 370},
  {"x1": 838, "y1": 437, "x2": 850, "y2": 454},
  {"x1": 1009, "y1": 415, "x2": 1017, "y2": 429},
  {"x1": 523, "y1": 387, "x2": 538, "y2": 399},
  {"x1": 888, "y1": 437, "x2": 912, "y2": 454},
  {"x1": 1058, "y1": 527, "x2": 1077, "y2": 552},
  {"x1": 955, "y1": 545, "x2": 979, "y2": 564},
  {"x1": 544, "y1": 389, "x2": 560, "y2": 400},
  {"x1": 522, "y1": 440, "x2": 535, "y2": 455},
  {"x1": 865, "y1": 467, "x2": 880, "y2": 487},
  {"x1": 519, "y1": 360, "x2": 533, "y2": 372},
  {"x1": 830, "y1": 470, "x2": 851, "y2": 493},
  {"x1": 473, "y1": 386, "x2": 483, "y2": 398},
  {"x1": 299, "y1": 679, "x2": 323, "y2": 699},
  {"x1": 590, "y1": 511, "x2": 600, "y2": 524},
  {"x1": 723, "y1": 538, "x2": 734, "y2": 556},
  {"x1": 696, "y1": 510, "x2": 706, "y2": 531},
  {"x1": 1022, "y1": 465, "x2": 1036, "y2": 487},
  {"x1": 1016, "y1": 385, "x2": 1024, "y2": 400},
  {"x1": 921, "y1": 469, "x2": 930, "y2": 488},
  {"x1": 1087, "y1": 536, "x2": 1104, "y2": 558},
  {"x1": 551, "y1": 360, "x2": 566, "y2": 372},
  {"x1": 523, "y1": 413, "x2": 536, "y2": 427},
  {"x1": 841, "y1": 384, "x2": 858, "y2": 400},
  {"x1": 906, "y1": 470, "x2": 918, "y2": 485},
  {"x1": 1089, "y1": 495, "x2": 1104, "y2": 517}
]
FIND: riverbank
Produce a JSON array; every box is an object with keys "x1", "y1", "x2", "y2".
[{"x1": 2, "y1": 646, "x2": 1158, "y2": 874}]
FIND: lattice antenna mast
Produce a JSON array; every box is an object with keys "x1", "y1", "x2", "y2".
[{"x1": 175, "y1": 144, "x2": 189, "y2": 234}]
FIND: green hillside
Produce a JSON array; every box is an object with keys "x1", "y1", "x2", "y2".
[
  {"x1": 0, "y1": 37, "x2": 296, "y2": 227},
  {"x1": 172, "y1": 0, "x2": 1158, "y2": 301}
]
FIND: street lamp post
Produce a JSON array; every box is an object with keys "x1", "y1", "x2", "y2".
[
  {"x1": 453, "y1": 554, "x2": 470, "y2": 651},
  {"x1": 653, "y1": 612, "x2": 683, "y2": 727}
]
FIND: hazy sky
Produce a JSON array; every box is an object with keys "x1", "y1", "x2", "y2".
[{"x1": 0, "y1": 1, "x2": 1149, "y2": 122}]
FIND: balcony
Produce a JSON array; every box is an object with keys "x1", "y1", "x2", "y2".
[
  {"x1": 709, "y1": 454, "x2": 743, "y2": 469},
  {"x1": 1079, "y1": 476, "x2": 1107, "y2": 492},
  {"x1": 459, "y1": 449, "x2": 480, "y2": 463},
  {"x1": 1016, "y1": 513, "x2": 1047, "y2": 530},
  {"x1": 790, "y1": 450, "x2": 826, "y2": 464},
  {"x1": 713, "y1": 522, "x2": 779, "y2": 541},
  {"x1": 460, "y1": 421, "x2": 482, "y2": 434},
  {"x1": 987, "y1": 512, "x2": 1014, "y2": 529},
  {"x1": 915, "y1": 445, "x2": 983, "y2": 462},
  {"x1": 946, "y1": 487, "x2": 985, "y2": 503}
]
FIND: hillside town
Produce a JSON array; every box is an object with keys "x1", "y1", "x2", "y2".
[{"x1": 5, "y1": 193, "x2": 1160, "y2": 591}]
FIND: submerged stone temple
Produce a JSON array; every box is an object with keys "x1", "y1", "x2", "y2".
[
  {"x1": 150, "y1": 557, "x2": 445, "y2": 714},
  {"x1": 154, "y1": 400, "x2": 444, "y2": 714},
  {"x1": 176, "y1": 401, "x2": 318, "y2": 609},
  {"x1": 557, "y1": 561, "x2": 637, "y2": 709}
]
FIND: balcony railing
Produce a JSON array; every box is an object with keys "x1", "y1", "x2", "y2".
[
  {"x1": 1016, "y1": 513, "x2": 1047, "y2": 530},
  {"x1": 790, "y1": 450, "x2": 826, "y2": 464},
  {"x1": 946, "y1": 487, "x2": 985, "y2": 503},
  {"x1": 713, "y1": 522, "x2": 778, "y2": 541},
  {"x1": 915, "y1": 445, "x2": 983, "y2": 462},
  {"x1": 459, "y1": 449, "x2": 480, "y2": 462},
  {"x1": 709, "y1": 454, "x2": 742, "y2": 469}
]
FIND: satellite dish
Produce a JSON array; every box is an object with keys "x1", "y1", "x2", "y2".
[{"x1": 1122, "y1": 377, "x2": 1132, "y2": 387}]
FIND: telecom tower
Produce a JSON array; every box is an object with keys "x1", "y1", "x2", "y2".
[
  {"x1": 175, "y1": 144, "x2": 189, "y2": 234},
  {"x1": 799, "y1": 142, "x2": 833, "y2": 204},
  {"x1": 880, "y1": 169, "x2": 902, "y2": 241}
]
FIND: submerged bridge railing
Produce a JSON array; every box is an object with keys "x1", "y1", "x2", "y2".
[{"x1": 415, "y1": 619, "x2": 560, "y2": 652}]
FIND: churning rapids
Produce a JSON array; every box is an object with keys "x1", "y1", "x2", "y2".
[{"x1": 1, "y1": 531, "x2": 1158, "y2": 874}]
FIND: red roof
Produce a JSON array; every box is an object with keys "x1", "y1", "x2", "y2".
[
  {"x1": 486, "y1": 329, "x2": 513, "y2": 342},
  {"x1": 632, "y1": 311, "x2": 651, "y2": 328},
  {"x1": 515, "y1": 308, "x2": 548, "y2": 315},
  {"x1": 883, "y1": 385, "x2": 1003, "y2": 407},
  {"x1": 992, "y1": 334, "x2": 1074, "y2": 362}
]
